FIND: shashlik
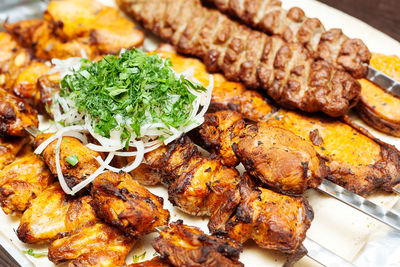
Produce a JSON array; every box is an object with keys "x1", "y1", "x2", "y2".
[{"x1": 117, "y1": 0, "x2": 363, "y2": 117}]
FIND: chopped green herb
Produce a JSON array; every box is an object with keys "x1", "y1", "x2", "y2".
[
  {"x1": 66, "y1": 154, "x2": 79, "y2": 166},
  {"x1": 132, "y1": 251, "x2": 146, "y2": 263},
  {"x1": 59, "y1": 49, "x2": 206, "y2": 142},
  {"x1": 153, "y1": 252, "x2": 159, "y2": 257},
  {"x1": 23, "y1": 249, "x2": 48, "y2": 258}
]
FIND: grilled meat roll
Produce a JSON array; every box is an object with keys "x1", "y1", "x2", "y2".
[
  {"x1": 222, "y1": 174, "x2": 313, "y2": 254},
  {"x1": 34, "y1": 134, "x2": 102, "y2": 189},
  {"x1": 145, "y1": 135, "x2": 241, "y2": 231},
  {"x1": 118, "y1": 0, "x2": 361, "y2": 117},
  {"x1": 199, "y1": 110, "x2": 327, "y2": 194},
  {"x1": 205, "y1": 0, "x2": 371, "y2": 79},
  {"x1": 152, "y1": 220, "x2": 244, "y2": 267},
  {"x1": 91, "y1": 171, "x2": 170, "y2": 237},
  {"x1": 0, "y1": 88, "x2": 38, "y2": 137},
  {"x1": 0, "y1": 152, "x2": 53, "y2": 215},
  {"x1": 48, "y1": 222, "x2": 135, "y2": 266}
]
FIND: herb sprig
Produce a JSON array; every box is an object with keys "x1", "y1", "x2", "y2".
[
  {"x1": 23, "y1": 249, "x2": 48, "y2": 258},
  {"x1": 60, "y1": 49, "x2": 206, "y2": 145}
]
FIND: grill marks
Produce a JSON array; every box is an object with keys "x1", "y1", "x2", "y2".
[
  {"x1": 119, "y1": 0, "x2": 362, "y2": 117},
  {"x1": 206, "y1": 0, "x2": 371, "y2": 79}
]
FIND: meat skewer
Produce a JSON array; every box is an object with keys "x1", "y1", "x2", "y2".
[
  {"x1": 204, "y1": 0, "x2": 371, "y2": 79},
  {"x1": 117, "y1": 0, "x2": 362, "y2": 117}
]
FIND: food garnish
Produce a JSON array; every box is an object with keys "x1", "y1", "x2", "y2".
[
  {"x1": 23, "y1": 248, "x2": 48, "y2": 258},
  {"x1": 34, "y1": 49, "x2": 213, "y2": 195},
  {"x1": 65, "y1": 154, "x2": 79, "y2": 166}
]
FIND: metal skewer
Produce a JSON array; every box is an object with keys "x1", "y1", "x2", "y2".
[{"x1": 367, "y1": 66, "x2": 400, "y2": 98}]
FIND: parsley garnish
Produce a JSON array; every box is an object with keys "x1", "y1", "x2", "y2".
[
  {"x1": 60, "y1": 49, "x2": 206, "y2": 144},
  {"x1": 23, "y1": 249, "x2": 48, "y2": 258},
  {"x1": 66, "y1": 154, "x2": 79, "y2": 166},
  {"x1": 132, "y1": 251, "x2": 146, "y2": 263}
]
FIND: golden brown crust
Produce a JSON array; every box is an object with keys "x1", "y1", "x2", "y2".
[
  {"x1": 199, "y1": 110, "x2": 327, "y2": 194},
  {"x1": 223, "y1": 176, "x2": 313, "y2": 253},
  {"x1": 118, "y1": 0, "x2": 361, "y2": 117},
  {"x1": 0, "y1": 153, "x2": 53, "y2": 215},
  {"x1": 0, "y1": 88, "x2": 38, "y2": 137},
  {"x1": 0, "y1": 136, "x2": 27, "y2": 170},
  {"x1": 152, "y1": 220, "x2": 244, "y2": 267},
  {"x1": 91, "y1": 171, "x2": 170, "y2": 237},
  {"x1": 34, "y1": 134, "x2": 102, "y2": 189},
  {"x1": 17, "y1": 183, "x2": 98, "y2": 244},
  {"x1": 48, "y1": 222, "x2": 135, "y2": 266},
  {"x1": 128, "y1": 257, "x2": 172, "y2": 267}
]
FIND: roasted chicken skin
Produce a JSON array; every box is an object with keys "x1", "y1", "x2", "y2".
[
  {"x1": 5, "y1": 0, "x2": 144, "y2": 60},
  {"x1": 145, "y1": 135, "x2": 241, "y2": 231},
  {"x1": 17, "y1": 183, "x2": 98, "y2": 244},
  {"x1": 0, "y1": 137, "x2": 27, "y2": 170},
  {"x1": 0, "y1": 88, "x2": 38, "y2": 137},
  {"x1": 0, "y1": 32, "x2": 31, "y2": 90},
  {"x1": 34, "y1": 134, "x2": 102, "y2": 189},
  {"x1": 199, "y1": 110, "x2": 327, "y2": 194},
  {"x1": 153, "y1": 220, "x2": 244, "y2": 267},
  {"x1": 161, "y1": 49, "x2": 400, "y2": 195},
  {"x1": 118, "y1": 0, "x2": 361, "y2": 117},
  {"x1": 222, "y1": 175, "x2": 313, "y2": 254},
  {"x1": 91, "y1": 171, "x2": 170, "y2": 237},
  {"x1": 48, "y1": 222, "x2": 135, "y2": 266},
  {"x1": 0, "y1": 152, "x2": 53, "y2": 215},
  {"x1": 205, "y1": 0, "x2": 371, "y2": 78}
]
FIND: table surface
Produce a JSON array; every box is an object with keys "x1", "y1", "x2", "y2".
[{"x1": 0, "y1": 1, "x2": 399, "y2": 267}]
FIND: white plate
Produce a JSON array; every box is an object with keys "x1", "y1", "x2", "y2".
[{"x1": 1, "y1": 0, "x2": 400, "y2": 266}]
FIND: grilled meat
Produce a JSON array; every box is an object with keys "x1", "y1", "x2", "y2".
[
  {"x1": 205, "y1": 0, "x2": 371, "y2": 78},
  {"x1": 0, "y1": 137, "x2": 27, "y2": 170},
  {"x1": 161, "y1": 49, "x2": 400, "y2": 195},
  {"x1": 34, "y1": 134, "x2": 102, "y2": 189},
  {"x1": 222, "y1": 174, "x2": 313, "y2": 253},
  {"x1": 199, "y1": 110, "x2": 326, "y2": 194},
  {"x1": 0, "y1": 152, "x2": 53, "y2": 215},
  {"x1": 145, "y1": 135, "x2": 241, "y2": 231},
  {"x1": 5, "y1": 0, "x2": 144, "y2": 60},
  {"x1": 91, "y1": 171, "x2": 170, "y2": 237},
  {"x1": 17, "y1": 183, "x2": 98, "y2": 244},
  {"x1": 36, "y1": 73, "x2": 60, "y2": 115},
  {"x1": 128, "y1": 257, "x2": 171, "y2": 267},
  {"x1": 12, "y1": 62, "x2": 51, "y2": 105},
  {"x1": 153, "y1": 220, "x2": 244, "y2": 267},
  {"x1": 48, "y1": 222, "x2": 135, "y2": 266},
  {"x1": 118, "y1": 0, "x2": 361, "y2": 117},
  {"x1": 0, "y1": 32, "x2": 31, "y2": 90},
  {"x1": 0, "y1": 88, "x2": 38, "y2": 137}
]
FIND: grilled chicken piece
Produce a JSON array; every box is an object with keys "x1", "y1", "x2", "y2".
[
  {"x1": 128, "y1": 257, "x2": 171, "y2": 267},
  {"x1": 48, "y1": 222, "x2": 135, "y2": 266},
  {"x1": 145, "y1": 136, "x2": 241, "y2": 231},
  {"x1": 12, "y1": 62, "x2": 51, "y2": 105},
  {"x1": 199, "y1": 110, "x2": 326, "y2": 194},
  {"x1": 0, "y1": 32, "x2": 31, "y2": 90},
  {"x1": 6, "y1": 0, "x2": 144, "y2": 60},
  {"x1": 45, "y1": 0, "x2": 144, "y2": 55},
  {"x1": 36, "y1": 73, "x2": 60, "y2": 115},
  {"x1": 205, "y1": 0, "x2": 371, "y2": 78},
  {"x1": 34, "y1": 134, "x2": 102, "y2": 189},
  {"x1": 0, "y1": 88, "x2": 38, "y2": 137},
  {"x1": 0, "y1": 137, "x2": 27, "y2": 170},
  {"x1": 118, "y1": 0, "x2": 361, "y2": 117},
  {"x1": 91, "y1": 171, "x2": 170, "y2": 237},
  {"x1": 223, "y1": 175, "x2": 313, "y2": 254},
  {"x1": 0, "y1": 152, "x2": 53, "y2": 215},
  {"x1": 153, "y1": 220, "x2": 243, "y2": 267},
  {"x1": 17, "y1": 183, "x2": 98, "y2": 244}
]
